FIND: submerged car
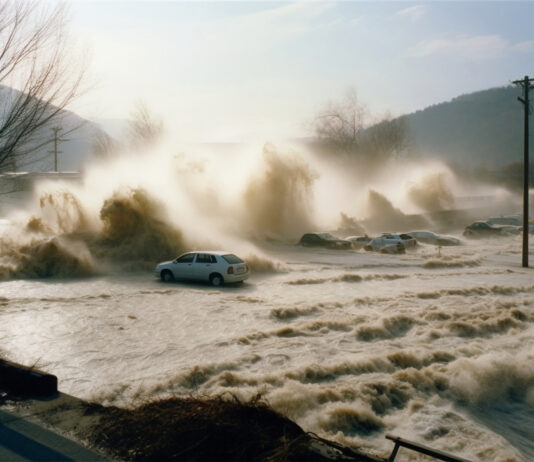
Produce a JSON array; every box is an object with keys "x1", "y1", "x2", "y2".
[
  {"x1": 364, "y1": 239, "x2": 405, "y2": 254},
  {"x1": 406, "y1": 231, "x2": 461, "y2": 246},
  {"x1": 155, "y1": 251, "x2": 249, "y2": 286},
  {"x1": 299, "y1": 233, "x2": 352, "y2": 249},
  {"x1": 486, "y1": 215, "x2": 522, "y2": 227},
  {"x1": 364, "y1": 233, "x2": 417, "y2": 252},
  {"x1": 463, "y1": 221, "x2": 521, "y2": 238},
  {"x1": 346, "y1": 235, "x2": 373, "y2": 249}
]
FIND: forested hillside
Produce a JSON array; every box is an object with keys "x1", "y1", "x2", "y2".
[{"x1": 405, "y1": 86, "x2": 531, "y2": 169}]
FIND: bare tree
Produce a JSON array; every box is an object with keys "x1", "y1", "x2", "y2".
[
  {"x1": 0, "y1": 0, "x2": 86, "y2": 171},
  {"x1": 92, "y1": 129, "x2": 120, "y2": 160},
  {"x1": 126, "y1": 101, "x2": 164, "y2": 149},
  {"x1": 311, "y1": 88, "x2": 410, "y2": 170},
  {"x1": 313, "y1": 88, "x2": 368, "y2": 152}
]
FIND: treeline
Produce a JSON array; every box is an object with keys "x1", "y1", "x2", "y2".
[
  {"x1": 309, "y1": 86, "x2": 532, "y2": 191},
  {"x1": 406, "y1": 86, "x2": 530, "y2": 169}
]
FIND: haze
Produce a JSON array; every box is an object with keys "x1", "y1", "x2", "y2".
[{"x1": 69, "y1": 1, "x2": 534, "y2": 142}]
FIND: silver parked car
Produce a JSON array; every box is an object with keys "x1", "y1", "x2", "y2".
[
  {"x1": 364, "y1": 233, "x2": 416, "y2": 252},
  {"x1": 406, "y1": 231, "x2": 461, "y2": 246},
  {"x1": 463, "y1": 221, "x2": 521, "y2": 238},
  {"x1": 155, "y1": 251, "x2": 250, "y2": 286}
]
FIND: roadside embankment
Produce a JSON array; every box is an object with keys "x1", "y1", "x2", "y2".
[{"x1": 0, "y1": 360, "x2": 383, "y2": 461}]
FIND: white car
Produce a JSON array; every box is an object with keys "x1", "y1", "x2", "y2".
[{"x1": 154, "y1": 251, "x2": 250, "y2": 286}]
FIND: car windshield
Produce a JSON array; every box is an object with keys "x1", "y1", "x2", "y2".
[{"x1": 222, "y1": 254, "x2": 243, "y2": 264}]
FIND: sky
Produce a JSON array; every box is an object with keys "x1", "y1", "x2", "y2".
[{"x1": 67, "y1": 1, "x2": 534, "y2": 142}]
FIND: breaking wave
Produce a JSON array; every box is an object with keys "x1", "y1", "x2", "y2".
[
  {"x1": 407, "y1": 172, "x2": 455, "y2": 212},
  {"x1": 270, "y1": 306, "x2": 320, "y2": 321},
  {"x1": 320, "y1": 405, "x2": 385, "y2": 436},
  {"x1": 0, "y1": 236, "x2": 98, "y2": 278},
  {"x1": 242, "y1": 144, "x2": 317, "y2": 239},
  {"x1": 287, "y1": 273, "x2": 407, "y2": 285},
  {"x1": 447, "y1": 353, "x2": 534, "y2": 407},
  {"x1": 94, "y1": 188, "x2": 185, "y2": 266},
  {"x1": 423, "y1": 258, "x2": 481, "y2": 269},
  {"x1": 244, "y1": 254, "x2": 286, "y2": 273},
  {"x1": 0, "y1": 187, "x2": 186, "y2": 277},
  {"x1": 356, "y1": 315, "x2": 419, "y2": 341}
]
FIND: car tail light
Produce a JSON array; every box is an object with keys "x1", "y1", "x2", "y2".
[{"x1": 227, "y1": 266, "x2": 234, "y2": 274}]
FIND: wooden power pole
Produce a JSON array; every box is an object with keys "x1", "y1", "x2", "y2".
[
  {"x1": 513, "y1": 75, "x2": 533, "y2": 268},
  {"x1": 48, "y1": 126, "x2": 64, "y2": 172}
]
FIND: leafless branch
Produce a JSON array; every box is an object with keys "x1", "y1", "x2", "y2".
[
  {"x1": 126, "y1": 100, "x2": 164, "y2": 150},
  {"x1": 311, "y1": 88, "x2": 410, "y2": 170},
  {"x1": 0, "y1": 0, "x2": 87, "y2": 170}
]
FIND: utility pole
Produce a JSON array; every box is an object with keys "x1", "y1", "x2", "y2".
[
  {"x1": 513, "y1": 75, "x2": 533, "y2": 268},
  {"x1": 48, "y1": 126, "x2": 64, "y2": 172}
]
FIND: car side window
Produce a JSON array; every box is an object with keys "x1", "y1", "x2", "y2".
[
  {"x1": 176, "y1": 253, "x2": 195, "y2": 263},
  {"x1": 196, "y1": 253, "x2": 213, "y2": 264}
]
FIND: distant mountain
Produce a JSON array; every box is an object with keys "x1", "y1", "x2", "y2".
[
  {"x1": 2, "y1": 84, "x2": 530, "y2": 174},
  {"x1": 0, "y1": 85, "x2": 106, "y2": 173},
  {"x1": 404, "y1": 86, "x2": 532, "y2": 169}
]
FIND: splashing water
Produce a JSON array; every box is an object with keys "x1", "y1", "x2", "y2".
[
  {"x1": 1, "y1": 138, "x2": 532, "y2": 462},
  {"x1": 0, "y1": 139, "x2": 524, "y2": 277}
]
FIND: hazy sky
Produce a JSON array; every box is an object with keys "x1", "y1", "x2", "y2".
[{"x1": 69, "y1": 1, "x2": 534, "y2": 142}]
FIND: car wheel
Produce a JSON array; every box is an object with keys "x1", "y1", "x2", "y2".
[
  {"x1": 161, "y1": 270, "x2": 174, "y2": 282},
  {"x1": 210, "y1": 273, "x2": 223, "y2": 287}
]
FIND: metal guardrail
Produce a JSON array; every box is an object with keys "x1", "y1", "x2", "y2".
[{"x1": 386, "y1": 434, "x2": 473, "y2": 462}]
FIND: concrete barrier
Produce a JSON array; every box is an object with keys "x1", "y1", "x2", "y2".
[{"x1": 0, "y1": 359, "x2": 58, "y2": 397}]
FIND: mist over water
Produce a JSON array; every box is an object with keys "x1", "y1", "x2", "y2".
[
  {"x1": 1, "y1": 139, "x2": 532, "y2": 461},
  {"x1": 0, "y1": 136, "x2": 523, "y2": 276}
]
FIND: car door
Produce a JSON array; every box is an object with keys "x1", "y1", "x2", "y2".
[
  {"x1": 193, "y1": 253, "x2": 216, "y2": 281},
  {"x1": 171, "y1": 253, "x2": 196, "y2": 280}
]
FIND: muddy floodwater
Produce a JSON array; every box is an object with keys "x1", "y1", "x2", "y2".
[{"x1": 1, "y1": 236, "x2": 533, "y2": 462}]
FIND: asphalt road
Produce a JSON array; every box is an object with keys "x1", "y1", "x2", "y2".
[{"x1": 0, "y1": 409, "x2": 104, "y2": 461}]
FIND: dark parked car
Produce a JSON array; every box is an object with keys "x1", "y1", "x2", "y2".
[{"x1": 299, "y1": 233, "x2": 352, "y2": 249}]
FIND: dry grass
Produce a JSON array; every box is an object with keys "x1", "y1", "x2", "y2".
[{"x1": 87, "y1": 394, "x2": 379, "y2": 461}]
